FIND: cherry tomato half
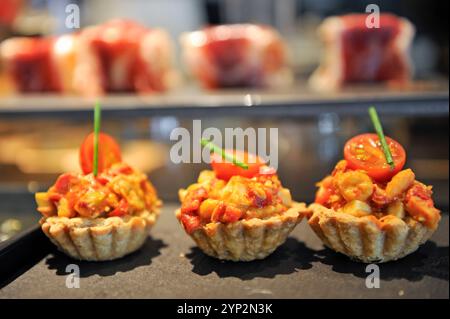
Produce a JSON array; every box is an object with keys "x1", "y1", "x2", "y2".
[
  {"x1": 79, "y1": 132, "x2": 122, "y2": 175},
  {"x1": 344, "y1": 133, "x2": 406, "y2": 182},
  {"x1": 210, "y1": 150, "x2": 268, "y2": 181}
]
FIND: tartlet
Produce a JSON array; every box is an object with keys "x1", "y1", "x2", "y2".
[
  {"x1": 35, "y1": 134, "x2": 161, "y2": 261},
  {"x1": 176, "y1": 152, "x2": 308, "y2": 261},
  {"x1": 309, "y1": 134, "x2": 441, "y2": 263}
]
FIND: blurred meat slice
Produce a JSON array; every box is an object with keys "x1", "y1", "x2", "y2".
[
  {"x1": 0, "y1": 37, "x2": 63, "y2": 93},
  {"x1": 0, "y1": 19, "x2": 178, "y2": 96},
  {"x1": 181, "y1": 24, "x2": 292, "y2": 89},
  {"x1": 309, "y1": 14, "x2": 415, "y2": 91},
  {"x1": 74, "y1": 19, "x2": 178, "y2": 96}
]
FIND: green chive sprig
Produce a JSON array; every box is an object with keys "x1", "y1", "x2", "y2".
[
  {"x1": 200, "y1": 138, "x2": 248, "y2": 170},
  {"x1": 368, "y1": 106, "x2": 395, "y2": 170},
  {"x1": 93, "y1": 101, "x2": 101, "y2": 177}
]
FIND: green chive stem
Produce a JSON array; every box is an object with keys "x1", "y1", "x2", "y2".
[
  {"x1": 93, "y1": 101, "x2": 101, "y2": 176},
  {"x1": 368, "y1": 106, "x2": 395, "y2": 170},
  {"x1": 200, "y1": 138, "x2": 249, "y2": 170}
]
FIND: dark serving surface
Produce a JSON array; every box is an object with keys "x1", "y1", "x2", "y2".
[{"x1": 0, "y1": 204, "x2": 448, "y2": 299}]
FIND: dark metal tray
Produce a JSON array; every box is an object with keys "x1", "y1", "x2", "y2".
[{"x1": 0, "y1": 204, "x2": 448, "y2": 298}]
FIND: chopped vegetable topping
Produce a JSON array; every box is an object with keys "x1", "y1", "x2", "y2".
[
  {"x1": 179, "y1": 170, "x2": 293, "y2": 234},
  {"x1": 36, "y1": 163, "x2": 159, "y2": 218},
  {"x1": 315, "y1": 160, "x2": 440, "y2": 229}
]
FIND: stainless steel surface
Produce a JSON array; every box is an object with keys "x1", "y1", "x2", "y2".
[{"x1": 0, "y1": 82, "x2": 448, "y2": 117}]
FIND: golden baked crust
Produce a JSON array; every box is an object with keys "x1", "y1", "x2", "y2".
[
  {"x1": 308, "y1": 203, "x2": 437, "y2": 263},
  {"x1": 41, "y1": 208, "x2": 160, "y2": 261},
  {"x1": 176, "y1": 202, "x2": 308, "y2": 261}
]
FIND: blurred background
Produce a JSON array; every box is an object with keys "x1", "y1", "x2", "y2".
[
  {"x1": 0, "y1": 0, "x2": 448, "y2": 76},
  {"x1": 0, "y1": 0, "x2": 448, "y2": 242}
]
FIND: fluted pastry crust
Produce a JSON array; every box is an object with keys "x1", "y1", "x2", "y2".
[
  {"x1": 176, "y1": 202, "x2": 308, "y2": 261},
  {"x1": 41, "y1": 209, "x2": 160, "y2": 261},
  {"x1": 308, "y1": 203, "x2": 437, "y2": 263}
]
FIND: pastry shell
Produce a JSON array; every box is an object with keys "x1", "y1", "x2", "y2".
[
  {"x1": 41, "y1": 209, "x2": 160, "y2": 261},
  {"x1": 176, "y1": 202, "x2": 309, "y2": 261},
  {"x1": 308, "y1": 203, "x2": 438, "y2": 263}
]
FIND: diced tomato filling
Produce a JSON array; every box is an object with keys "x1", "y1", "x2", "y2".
[
  {"x1": 315, "y1": 175, "x2": 335, "y2": 205},
  {"x1": 182, "y1": 199, "x2": 201, "y2": 214},
  {"x1": 180, "y1": 214, "x2": 201, "y2": 234},
  {"x1": 65, "y1": 191, "x2": 79, "y2": 210},
  {"x1": 405, "y1": 184, "x2": 440, "y2": 229},
  {"x1": 179, "y1": 187, "x2": 210, "y2": 233},
  {"x1": 315, "y1": 186, "x2": 332, "y2": 205},
  {"x1": 96, "y1": 176, "x2": 110, "y2": 185},
  {"x1": 181, "y1": 187, "x2": 208, "y2": 215},
  {"x1": 210, "y1": 201, "x2": 226, "y2": 222},
  {"x1": 179, "y1": 170, "x2": 289, "y2": 233},
  {"x1": 405, "y1": 197, "x2": 440, "y2": 229},
  {"x1": 48, "y1": 193, "x2": 62, "y2": 203},
  {"x1": 332, "y1": 160, "x2": 348, "y2": 176},
  {"x1": 316, "y1": 160, "x2": 440, "y2": 230},
  {"x1": 221, "y1": 206, "x2": 243, "y2": 223},
  {"x1": 108, "y1": 199, "x2": 129, "y2": 217},
  {"x1": 54, "y1": 173, "x2": 79, "y2": 194},
  {"x1": 406, "y1": 184, "x2": 432, "y2": 201},
  {"x1": 37, "y1": 163, "x2": 159, "y2": 219},
  {"x1": 371, "y1": 184, "x2": 390, "y2": 206},
  {"x1": 115, "y1": 164, "x2": 134, "y2": 175},
  {"x1": 248, "y1": 188, "x2": 273, "y2": 208}
]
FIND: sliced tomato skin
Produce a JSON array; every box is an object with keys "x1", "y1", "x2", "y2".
[
  {"x1": 210, "y1": 150, "x2": 267, "y2": 181},
  {"x1": 344, "y1": 133, "x2": 406, "y2": 182},
  {"x1": 79, "y1": 132, "x2": 122, "y2": 175}
]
